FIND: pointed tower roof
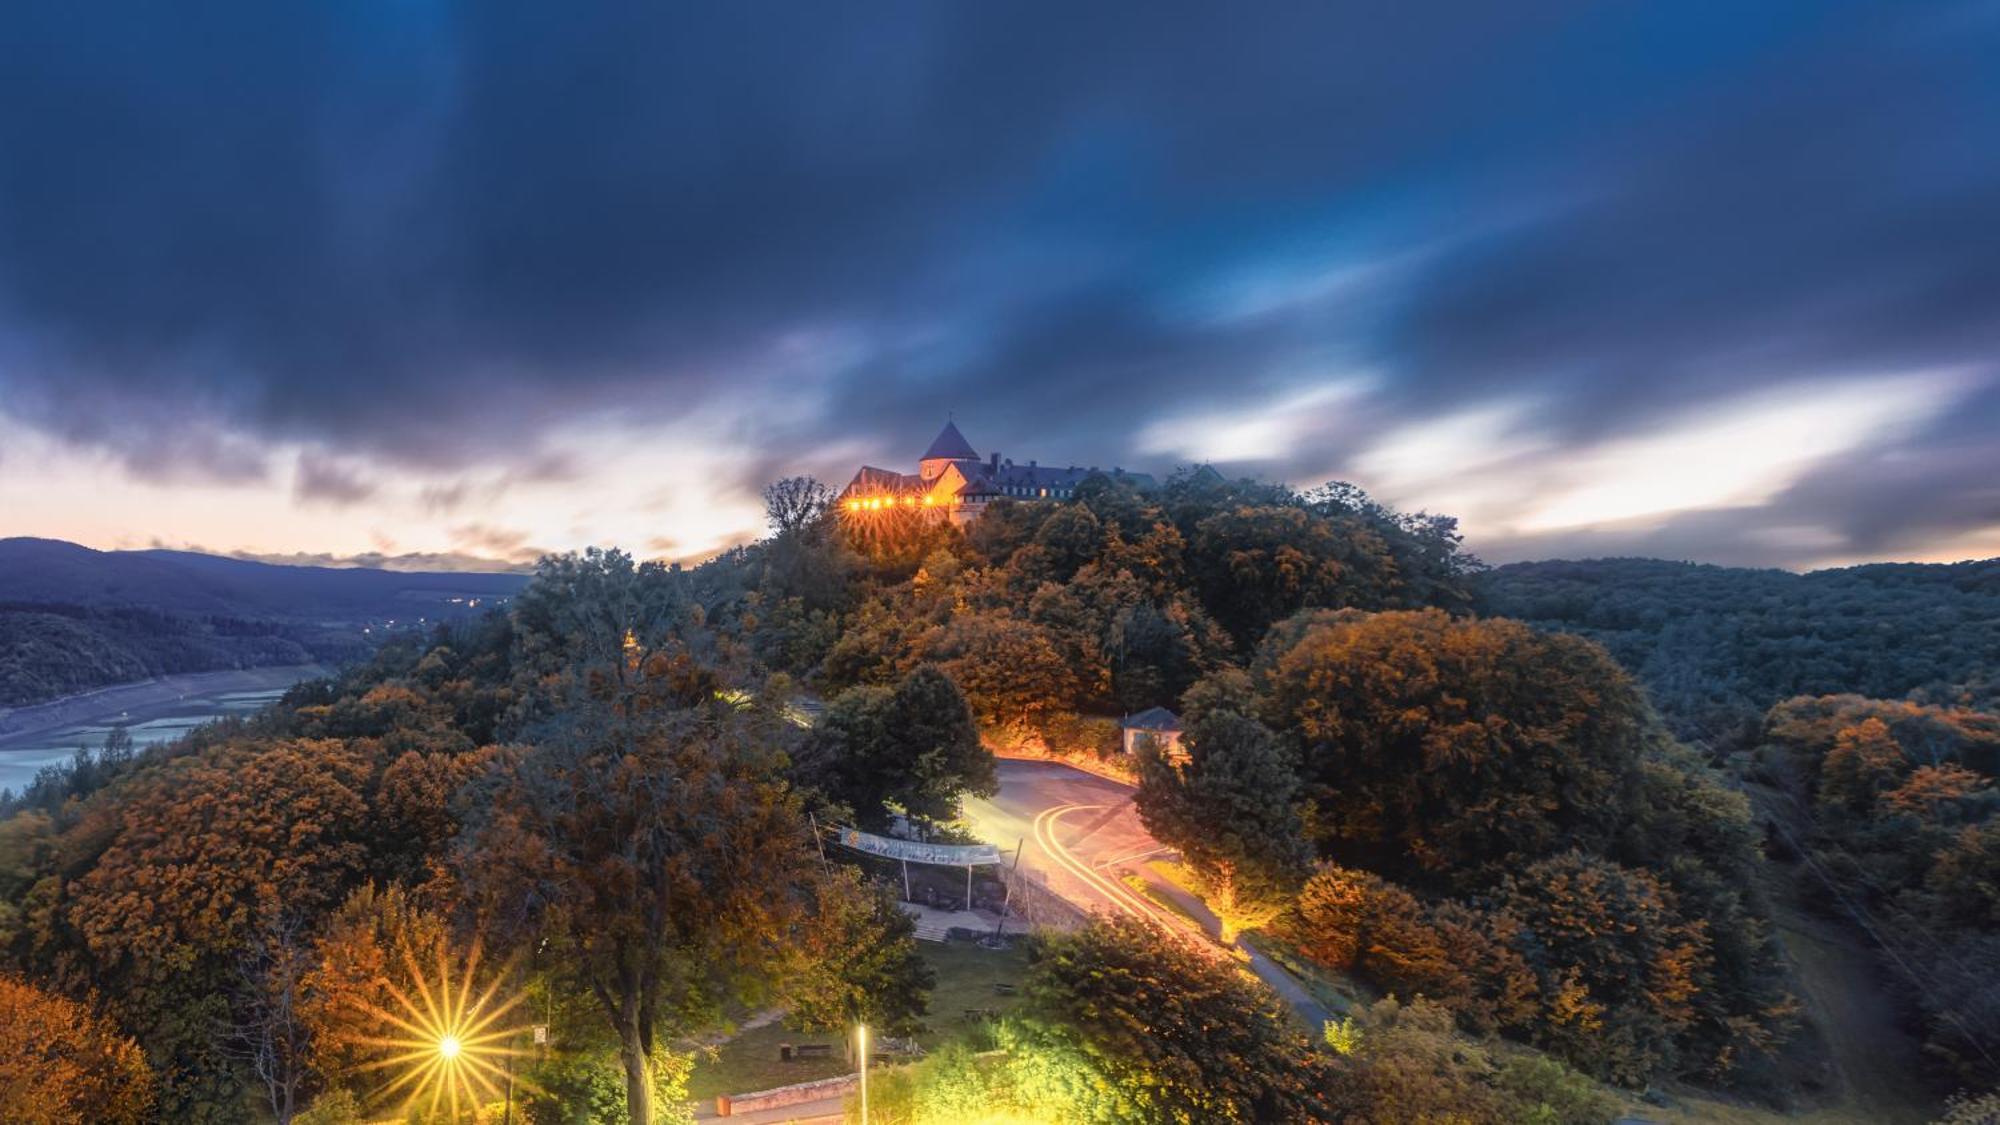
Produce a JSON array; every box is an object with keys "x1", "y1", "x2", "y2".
[{"x1": 922, "y1": 420, "x2": 979, "y2": 461}]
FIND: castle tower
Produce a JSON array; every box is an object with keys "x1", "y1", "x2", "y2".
[{"x1": 918, "y1": 419, "x2": 980, "y2": 483}]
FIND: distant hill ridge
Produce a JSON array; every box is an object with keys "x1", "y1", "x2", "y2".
[
  {"x1": 0, "y1": 538, "x2": 530, "y2": 707},
  {"x1": 0, "y1": 538, "x2": 529, "y2": 620}
]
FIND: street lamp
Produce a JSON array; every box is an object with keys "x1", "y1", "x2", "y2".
[{"x1": 856, "y1": 1023, "x2": 869, "y2": 1125}]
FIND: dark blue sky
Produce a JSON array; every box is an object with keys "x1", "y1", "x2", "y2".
[{"x1": 1, "y1": 2, "x2": 1996, "y2": 568}]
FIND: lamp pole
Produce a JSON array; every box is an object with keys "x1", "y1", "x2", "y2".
[{"x1": 857, "y1": 1023, "x2": 869, "y2": 1125}]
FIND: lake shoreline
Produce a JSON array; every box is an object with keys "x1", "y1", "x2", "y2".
[{"x1": 0, "y1": 664, "x2": 337, "y2": 753}]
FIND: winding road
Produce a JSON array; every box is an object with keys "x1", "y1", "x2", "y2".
[{"x1": 963, "y1": 757, "x2": 1332, "y2": 1030}]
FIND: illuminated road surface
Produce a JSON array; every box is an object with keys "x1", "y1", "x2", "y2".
[{"x1": 963, "y1": 758, "x2": 1332, "y2": 1029}]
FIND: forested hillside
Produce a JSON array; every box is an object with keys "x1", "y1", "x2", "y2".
[
  {"x1": 0, "y1": 539, "x2": 527, "y2": 706},
  {"x1": 4, "y1": 477, "x2": 1991, "y2": 1121},
  {"x1": 1482, "y1": 555, "x2": 2000, "y2": 1105},
  {"x1": 1479, "y1": 557, "x2": 2000, "y2": 748}
]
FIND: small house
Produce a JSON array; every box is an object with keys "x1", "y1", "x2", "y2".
[{"x1": 1121, "y1": 706, "x2": 1184, "y2": 759}]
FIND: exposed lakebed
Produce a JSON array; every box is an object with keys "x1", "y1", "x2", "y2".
[{"x1": 0, "y1": 664, "x2": 333, "y2": 795}]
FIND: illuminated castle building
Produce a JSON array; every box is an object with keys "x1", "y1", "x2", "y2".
[{"x1": 839, "y1": 420, "x2": 1157, "y2": 525}]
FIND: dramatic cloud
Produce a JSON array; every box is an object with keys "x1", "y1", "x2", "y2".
[
  {"x1": 0, "y1": 2, "x2": 1995, "y2": 568},
  {"x1": 293, "y1": 452, "x2": 379, "y2": 507}
]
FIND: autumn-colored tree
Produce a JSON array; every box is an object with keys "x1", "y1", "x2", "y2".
[
  {"x1": 296, "y1": 882, "x2": 456, "y2": 1082},
  {"x1": 1498, "y1": 852, "x2": 1709, "y2": 1084},
  {"x1": 1282, "y1": 865, "x2": 1537, "y2": 1035},
  {"x1": 1022, "y1": 917, "x2": 1335, "y2": 1123},
  {"x1": 1135, "y1": 711, "x2": 1311, "y2": 939},
  {"x1": 0, "y1": 974, "x2": 152, "y2": 1125},
  {"x1": 932, "y1": 611, "x2": 1077, "y2": 726},
  {"x1": 1257, "y1": 608, "x2": 1645, "y2": 888},
  {"x1": 55, "y1": 739, "x2": 374, "y2": 1117},
  {"x1": 373, "y1": 746, "x2": 499, "y2": 885},
  {"x1": 1882, "y1": 763, "x2": 1991, "y2": 822},
  {"x1": 1818, "y1": 717, "x2": 1909, "y2": 812},
  {"x1": 463, "y1": 702, "x2": 816, "y2": 1125}
]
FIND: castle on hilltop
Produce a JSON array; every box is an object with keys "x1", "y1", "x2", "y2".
[{"x1": 839, "y1": 420, "x2": 1158, "y2": 525}]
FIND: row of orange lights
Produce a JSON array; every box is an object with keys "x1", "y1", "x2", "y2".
[{"x1": 844, "y1": 493, "x2": 934, "y2": 511}]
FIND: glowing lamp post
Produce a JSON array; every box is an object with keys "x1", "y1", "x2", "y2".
[
  {"x1": 353, "y1": 939, "x2": 539, "y2": 1123},
  {"x1": 856, "y1": 1023, "x2": 870, "y2": 1125}
]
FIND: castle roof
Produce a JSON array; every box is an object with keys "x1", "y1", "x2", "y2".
[
  {"x1": 845, "y1": 465, "x2": 924, "y2": 494},
  {"x1": 922, "y1": 420, "x2": 979, "y2": 462}
]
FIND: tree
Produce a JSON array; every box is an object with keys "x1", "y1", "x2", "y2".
[
  {"x1": 1325, "y1": 996, "x2": 1617, "y2": 1125},
  {"x1": 463, "y1": 702, "x2": 816, "y2": 1125},
  {"x1": 59, "y1": 739, "x2": 374, "y2": 1119},
  {"x1": 1497, "y1": 852, "x2": 1709, "y2": 1084},
  {"x1": 1256, "y1": 608, "x2": 1644, "y2": 889},
  {"x1": 1282, "y1": 865, "x2": 1537, "y2": 1035},
  {"x1": 296, "y1": 882, "x2": 455, "y2": 1083},
  {"x1": 781, "y1": 868, "x2": 935, "y2": 1038},
  {"x1": 1818, "y1": 717, "x2": 1908, "y2": 812},
  {"x1": 762, "y1": 476, "x2": 835, "y2": 539},
  {"x1": 1930, "y1": 820, "x2": 2000, "y2": 930},
  {"x1": 933, "y1": 612, "x2": 1077, "y2": 727},
  {"x1": 0, "y1": 974, "x2": 153, "y2": 1124},
  {"x1": 1021, "y1": 917, "x2": 1335, "y2": 1123},
  {"x1": 1135, "y1": 711, "x2": 1310, "y2": 939},
  {"x1": 1027, "y1": 504, "x2": 1105, "y2": 583},
  {"x1": 1882, "y1": 763, "x2": 1991, "y2": 821},
  {"x1": 802, "y1": 666, "x2": 996, "y2": 830},
  {"x1": 222, "y1": 915, "x2": 313, "y2": 1125}
]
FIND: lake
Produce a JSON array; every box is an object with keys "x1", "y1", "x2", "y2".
[{"x1": 0, "y1": 665, "x2": 334, "y2": 796}]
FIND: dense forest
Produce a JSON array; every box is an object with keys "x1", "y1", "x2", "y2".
[
  {"x1": 1481, "y1": 556, "x2": 2000, "y2": 1102},
  {"x1": 0, "y1": 539, "x2": 527, "y2": 706},
  {"x1": 1480, "y1": 557, "x2": 2000, "y2": 748},
  {"x1": 0, "y1": 605, "x2": 362, "y2": 707},
  {"x1": 1, "y1": 474, "x2": 1994, "y2": 1122}
]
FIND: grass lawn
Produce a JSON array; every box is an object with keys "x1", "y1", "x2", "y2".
[
  {"x1": 913, "y1": 938, "x2": 1031, "y2": 1052},
  {"x1": 1120, "y1": 871, "x2": 1216, "y2": 938},
  {"x1": 685, "y1": 938, "x2": 1032, "y2": 1102}
]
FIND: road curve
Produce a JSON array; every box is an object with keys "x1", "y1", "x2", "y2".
[{"x1": 964, "y1": 757, "x2": 1332, "y2": 1029}]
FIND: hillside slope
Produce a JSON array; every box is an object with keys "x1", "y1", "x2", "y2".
[
  {"x1": 0, "y1": 538, "x2": 528, "y2": 706},
  {"x1": 1478, "y1": 556, "x2": 2000, "y2": 746}
]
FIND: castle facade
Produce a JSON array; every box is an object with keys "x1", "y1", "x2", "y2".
[{"x1": 839, "y1": 421, "x2": 1156, "y2": 525}]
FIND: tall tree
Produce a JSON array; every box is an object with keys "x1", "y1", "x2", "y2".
[
  {"x1": 802, "y1": 665, "x2": 995, "y2": 830},
  {"x1": 221, "y1": 915, "x2": 312, "y2": 1125},
  {"x1": 1135, "y1": 711, "x2": 1311, "y2": 939},
  {"x1": 762, "y1": 476, "x2": 835, "y2": 539},
  {"x1": 463, "y1": 702, "x2": 816, "y2": 1124}
]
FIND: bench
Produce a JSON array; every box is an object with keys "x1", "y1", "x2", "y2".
[
  {"x1": 778, "y1": 1042, "x2": 834, "y2": 1061},
  {"x1": 992, "y1": 982, "x2": 1017, "y2": 996}
]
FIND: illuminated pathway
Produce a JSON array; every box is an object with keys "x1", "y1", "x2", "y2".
[{"x1": 963, "y1": 758, "x2": 1332, "y2": 1029}]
